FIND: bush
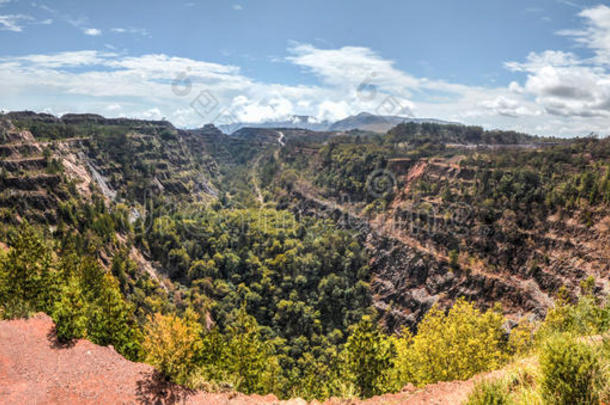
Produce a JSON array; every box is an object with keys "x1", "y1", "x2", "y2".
[
  {"x1": 142, "y1": 311, "x2": 202, "y2": 384},
  {"x1": 508, "y1": 321, "x2": 535, "y2": 356},
  {"x1": 406, "y1": 299, "x2": 508, "y2": 385},
  {"x1": 465, "y1": 379, "x2": 511, "y2": 405},
  {"x1": 52, "y1": 277, "x2": 87, "y2": 342},
  {"x1": 540, "y1": 336, "x2": 602, "y2": 405}
]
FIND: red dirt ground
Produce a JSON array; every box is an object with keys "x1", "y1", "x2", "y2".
[{"x1": 0, "y1": 314, "x2": 481, "y2": 404}]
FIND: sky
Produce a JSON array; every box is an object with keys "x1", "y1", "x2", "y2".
[{"x1": 0, "y1": 0, "x2": 609, "y2": 136}]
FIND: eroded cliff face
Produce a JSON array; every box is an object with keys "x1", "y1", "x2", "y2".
[
  {"x1": 0, "y1": 116, "x2": 223, "y2": 225},
  {"x1": 284, "y1": 152, "x2": 609, "y2": 332},
  {"x1": 286, "y1": 190, "x2": 547, "y2": 332}
]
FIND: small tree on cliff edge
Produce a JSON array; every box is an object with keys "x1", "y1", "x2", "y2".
[{"x1": 343, "y1": 315, "x2": 394, "y2": 398}]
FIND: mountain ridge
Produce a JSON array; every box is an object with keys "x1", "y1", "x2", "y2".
[{"x1": 218, "y1": 112, "x2": 458, "y2": 134}]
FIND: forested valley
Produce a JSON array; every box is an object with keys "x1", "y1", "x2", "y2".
[{"x1": 0, "y1": 112, "x2": 608, "y2": 402}]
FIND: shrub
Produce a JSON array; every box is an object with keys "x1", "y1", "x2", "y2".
[
  {"x1": 465, "y1": 379, "x2": 511, "y2": 405},
  {"x1": 508, "y1": 321, "x2": 535, "y2": 356},
  {"x1": 142, "y1": 310, "x2": 202, "y2": 384},
  {"x1": 407, "y1": 299, "x2": 507, "y2": 385},
  {"x1": 540, "y1": 336, "x2": 602, "y2": 405}
]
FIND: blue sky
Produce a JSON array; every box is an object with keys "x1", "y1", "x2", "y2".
[{"x1": 0, "y1": 0, "x2": 609, "y2": 136}]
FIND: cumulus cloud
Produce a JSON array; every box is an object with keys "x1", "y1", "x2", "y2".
[
  {"x1": 479, "y1": 96, "x2": 540, "y2": 118},
  {"x1": 287, "y1": 43, "x2": 420, "y2": 92},
  {"x1": 557, "y1": 5, "x2": 610, "y2": 65},
  {"x1": 505, "y1": 50, "x2": 581, "y2": 72},
  {"x1": 0, "y1": 47, "x2": 576, "y2": 134},
  {"x1": 83, "y1": 27, "x2": 101, "y2": 36},
  {"x1": 505, "y1": 5, "x2": 610, "y2": 119}
]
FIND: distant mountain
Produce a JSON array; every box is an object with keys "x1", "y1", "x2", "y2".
[
  {"x1": 218, "y1": 112, "x2": 458, "y2": 134},
  {"x1": 328, "y1": 112, "x2": 457, "y2": 133}
]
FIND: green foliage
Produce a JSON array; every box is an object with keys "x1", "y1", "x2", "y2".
[
  {"x1": 142, "y1": 310, "x2": 202, "y2": 385},
  {"x1": 315, "y1": 143, "x2": 391, "y2": 201},
  {"x1": 465, "y1": 379, "x2": 511, "y2": 405},
  {"x1": 387, "y1": 122, "x2": 539, "y2": 147},
  {"x1": 143, "y1": 305, "x2": 280, "y2": 394},
  {"x1": 395, "y1": 299, "x2": 508, "y2": 386},
  {"x1": 507, "y1": 321, "x2": 535, "y2": 356},
  {"x1": 0, "y1": 223, "x2": 56, "y2": 315},
  {"x1": 52, "y1": 276, "x2": 87, "y2": 342},
  {"x1": 86, "y1": 274, "x2": 142, "y2": 360},
  {"x1": 141, "y1": 206, "x2": 374, "y2": 397},
  {"x1": 540, "y1": 336, "x2": 602, "y2": 405},
  {"x1": 342, "y1": 315, "x2": 394, "y2": 398},
  {"x1": 217, "y1": 306, "x2": 278, "y2": 394},
  {"x1": 4, "y1": 117, "x2": 610, "y2": 403},
  {"x1": 0, "y1": 223, "x2": 143, "y2": 360},
  {"x1": 540, "y1": 285, "x2": 609, "y2": 337}
]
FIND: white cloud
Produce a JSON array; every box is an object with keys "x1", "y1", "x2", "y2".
[
  {"x1": 505, "y1": 5, "x2": 610, "y2": 119},
  {"x1": 140, "y1": 107, "x2": 163, "y2": 120},
  {"x1": 479, "y1": 96, "x2": 541, "y2": 118},
  {"x1": 106, "y1": 103, "x2": 121, "y2": 111},
  {"x1": 0, "y1": 47, "x2": 590, "y2": 135},
  {"x1": 0, "y1": 14, "x2": 32, "y2": 32},
  {"x1": 2, "y1": 5, "x2": 610, "y2": 138},
  {"x1": 505, "y1": 50, "x2": 580, "y2": 72},
  {"x1": 6, "y1": 50, "x2": 115, "y2": 68},
  {"x1": 557, "y1": 5, "x2": 610, "y2": 65},
  {"x1": 287, "y1": 43, "x2": 420, "y2": 92},
  {"x1": 83, "y1": 27, "x2": 101, "y2": 36},
  {"x1": 232, "y1": 4, "x2": 243, "y2": 11},
  {"x1": 110, "y1": 27, "x2": 149, "y2": 36}
]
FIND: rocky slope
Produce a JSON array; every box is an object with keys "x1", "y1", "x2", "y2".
[{"x1": 277, "y1": 134, "x2": 609, "y2": 330}]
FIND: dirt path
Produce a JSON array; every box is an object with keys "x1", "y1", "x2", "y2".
[
  {"x1": 251, "y1": 153, "x2": 265, "y2": 204},
  {"x1": 252, "y1": 132, "x2": 285, "y2": 205},
  {"x1": 277, "y1": 130, "x2": 285, "y2": 147}
]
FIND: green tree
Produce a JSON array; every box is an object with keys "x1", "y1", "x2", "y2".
[
  {"x1": 407, "y1": 299, "x2": 507, "y2": 385},
  {"x1": 51, "y1": 276, "x2": 87, "y2": 342},
  {"x1": 86, "y1": 274, "x2": 141, "y2": 360},
  {"x1": 1, "y1": 224, "x2": 57, "y2": 315},
  {"x1": 222, "y1": 305, "x2": 277, "y2": 394},
  {"x1": 342, "y1": 315, "x2": 393, "y2": 398}
]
